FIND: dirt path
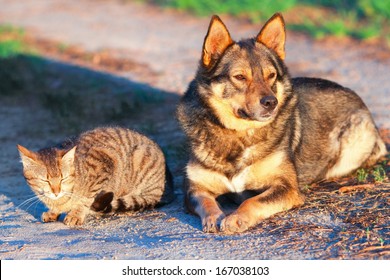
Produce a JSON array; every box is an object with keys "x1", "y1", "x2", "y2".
[{"x1": 0, "y1": 0, "x2": 389, "y2": 260}]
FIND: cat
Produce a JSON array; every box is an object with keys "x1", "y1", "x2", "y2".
[{"x1": 18, "y1": 126, "x2": 174, "y2": 226}]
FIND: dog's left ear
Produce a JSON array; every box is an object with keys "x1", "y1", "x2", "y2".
[
  {"x1": 202, "y1": 15, "x2": 233, "y2": 67},
  {"x1": 256, "y1": 13, "x2": 286, "y2": 60}
]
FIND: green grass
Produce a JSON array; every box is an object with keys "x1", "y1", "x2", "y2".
[
  {"x1": 151, "y1": 0, "x2": 296, "y2": 22},
  {"x1": 147, "y1": 0, "x2": 390, "y2": 43},
  {"x1": 355, "y1": 163, "x2": 388, "y2": 184},
  {"x1": 290, "y1": 1, "x2": 388, "y2": 41},
  {"x1": 372, "y1": 165, "x2": 387, "y2": 183},
  {"x1": 0, "y1": 24, "x2": 27, "y2": 58},
  {"x1": 289, "y1": 16, "x2": 383, "y2": 40},
  {"x1": 290, "y1": 19, "x2": 354, "y2": 40},
  {"x1": 356, "y1": 168, "x2": 369, "y2": 183},
  {"x1": 303, "y1": 0, "x2": 390, "y2": 20},
  {"x1": 0, "y1": 40, "x2": 24, "y2": 58}
]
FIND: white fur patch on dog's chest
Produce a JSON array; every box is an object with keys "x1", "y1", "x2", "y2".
[
  {"x1": 225, "y1": 167, "x2": 250, "y2": 193},
  {"x1": 186, "y1": 150, "x2": 285, "y2": 194}
]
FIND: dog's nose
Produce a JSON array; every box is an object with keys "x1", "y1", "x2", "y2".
[{"x1": 260, "y1": 96, "x2": 278, "y2": 110}]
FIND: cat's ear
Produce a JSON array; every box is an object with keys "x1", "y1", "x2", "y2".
[
  {"x1": 202, "y1": 15, "x2": 233, "y2": 67},
  {"x1": 17, "y1": 144, "x2": 39, "y2": 168},
  {"x1": 256, "y1": 13, "x2": 286, "y2": 60},
  {"x1": 62, "y1": 146, "x2": 76, "y2": 166},
  {"x1": 61, "y1": 146, "x2": 76, "y2": 178}
]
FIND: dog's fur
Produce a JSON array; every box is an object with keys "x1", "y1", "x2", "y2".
[{"x1": 176, "y1": 13, "x2": 387, "y2": 233}]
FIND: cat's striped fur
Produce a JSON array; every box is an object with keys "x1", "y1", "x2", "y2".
[{"x1": 18, "y1": 127, "x2": 174, "y2": 226}]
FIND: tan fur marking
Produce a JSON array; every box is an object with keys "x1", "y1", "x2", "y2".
[
  {"x1": 240, "y1": 150, "x2": 287, "y2": 188},
  {"x1": 291, "y1": 109, "x2": 301, "y2": 152},
  {"x1": 275, "y1": 81, "x2": 286, "y2": 104},
  {"x1": 262, "y1": 67, "x2": 277, "y2": 85},
  {"x1": 208, "y1": 95, "x2": 272, "y2": 131},
  {"x1": 193, "y1": 191, "x2": 225, "y2": 233},
  {"x1": 187, "y1": 163, "x2": 230, "y2": 195},
  {"x1": 220, "y1": 181, "x2": 303, "y2": 233},
  {"x1": 211, "y1": 83, "x2": 226, "y2": 98},
  {"x1": 194, "y1": 192, "x2": 224, "y2": 218},
  {"x1": 230, "y1": 187, "x2": 303, "y2": 229}
]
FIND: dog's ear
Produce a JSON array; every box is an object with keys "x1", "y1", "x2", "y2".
[
  {"x1": 202, "y1": 15, "x2": 233, "y2": 67},
  {"x1": 256, "y1": 13, "x2": 286, "y2": 60}
]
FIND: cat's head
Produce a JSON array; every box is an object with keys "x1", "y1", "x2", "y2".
[{"x1": 17, "y1": 145, "x2": 76, "y2": 201}]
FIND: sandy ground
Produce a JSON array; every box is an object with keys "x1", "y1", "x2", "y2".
[{"x1": 0, "y1": 0, "x2": 389, "y2": 260}]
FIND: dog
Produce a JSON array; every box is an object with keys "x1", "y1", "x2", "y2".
[{"x1": 176, "y1": 13, "x2": 387, "y2": 234}]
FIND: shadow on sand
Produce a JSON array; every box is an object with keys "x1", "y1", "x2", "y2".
[{"x1": 0, "y1": 54, "x2": 187, "y2": 222}]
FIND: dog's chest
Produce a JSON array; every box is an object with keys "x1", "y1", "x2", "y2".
[
  {"x1": 223, "y1": 147, "x2": 285, "y2": 193},
  {"x1": 222, "y1": 145, "x2": 259, "y2": 192},
  {"x1": 188, "y1": 147, "x2": 286, "y2": 195},
  {"x1": 223, "y1": 166, "x2": 250, "y2": 193}
]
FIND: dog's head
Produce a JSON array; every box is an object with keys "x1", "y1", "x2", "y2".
[{"x1": 197, "y1": 13, "x2": 292, "y2": 131}]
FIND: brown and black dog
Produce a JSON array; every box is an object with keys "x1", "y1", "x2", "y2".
[{"x1": 177, "y1": 13, "x2": 387, "y2": 233}]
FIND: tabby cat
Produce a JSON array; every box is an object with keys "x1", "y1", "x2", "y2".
[{"x1": 18, "y1": 126, "x2": 174, "y2": 226}]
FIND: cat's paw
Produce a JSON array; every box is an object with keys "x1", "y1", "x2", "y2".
[
  {"x1": 41, "y1": 212, "x2": 60, "y2": 223},
  {"x1": 220, "y1": 213, "x2": 250, "y2": 234},
  {"x1": 63, "y1": 214, "x2": 84, "y2": 226}
]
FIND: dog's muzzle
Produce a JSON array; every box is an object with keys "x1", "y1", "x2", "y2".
[{"x1": 237, "y1": 95, "x2": 278, "y2": 122}]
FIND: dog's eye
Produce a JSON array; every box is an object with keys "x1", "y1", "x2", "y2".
[
  {"x1": 234, "y1": 74, "x2": 246, "y2": 81},
  {"x1": 267, "y1": 72, "x2": 276, "y2": 80}
]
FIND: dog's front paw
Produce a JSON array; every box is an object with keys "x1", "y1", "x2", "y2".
[
  {"x1": 63, "y1": 214, "x2": 84, "y2": 226},
  {"x1": 220, "y1": 213, "x2": 250, "y2": 234},
  {"x1": 202, "y1": 214, "x2": 225, "y2": 233},
  {"x1": 41, "y1": 211, "x2": 60, "y2": 223}
]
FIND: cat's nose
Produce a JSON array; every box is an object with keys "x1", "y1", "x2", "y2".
[
  {"x1": 49, "y1": 177, "x2": 61, "y2": 196},
  {"x1": 51, "y1": 185, "x2": 61, "y2": 196}
]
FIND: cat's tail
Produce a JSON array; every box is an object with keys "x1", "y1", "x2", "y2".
[
  {"x1": 90, "y1": 164, "x2": 175, "y2": 213},
  {"x1": 90, "y1": 190, "x2": 157, "y2": 213},
  {"x1": 90, "y1": 191, "x2": 115, "y2": 213}
]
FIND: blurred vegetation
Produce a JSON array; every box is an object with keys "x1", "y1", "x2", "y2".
[
  {"x1": 150, "y1": 0, "x2": 295, "y2": 22},
  {"x1": 0, "y1": 25, "x2": 28, "y2": 57},
  {"x1": 290, "y1": 0, "x2": 390, "y2": 41},
  {"x1": 147, "y1": 0, "x2": 390, "y2": 44}
]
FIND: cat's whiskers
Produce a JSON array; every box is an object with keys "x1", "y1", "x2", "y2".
[
  {"x1": 18, "y1": 195, "x2": 43, "y2": 209},
  {"x1": 24, "y1": 198, "x2": 43, "y2": 213},
  {"x1": 19, "y1": 196, "x2": 45, "y2": 218}
]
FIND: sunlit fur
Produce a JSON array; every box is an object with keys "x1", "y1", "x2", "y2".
[
  {"x1": 177, "y1": 13, "x2": 387, "y2": 234},
  {"x1": 18, "y1": 127, "x2": 174, "y2": 226}
]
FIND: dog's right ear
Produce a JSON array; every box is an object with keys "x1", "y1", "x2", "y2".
[
  {"x1": 256, "y1": 13, "x2": 286, "y2": 60},
  {"x1": 202, "y1": 15, "x2": 233, "y2": 67}
]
